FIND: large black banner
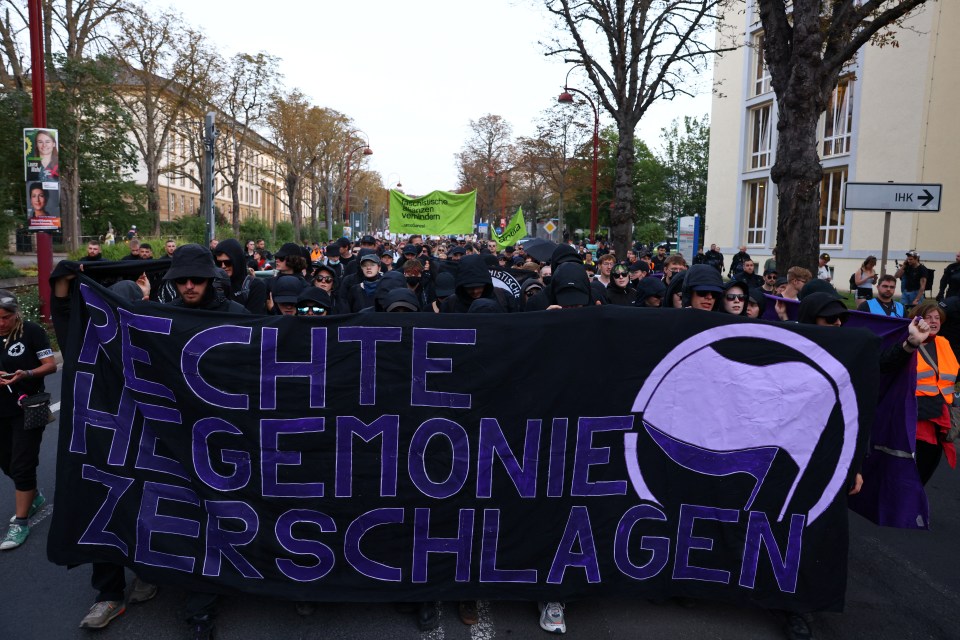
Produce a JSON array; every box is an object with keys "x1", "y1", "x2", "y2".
[{"x1": 49, "y1": 272, "x2": 879, "y2": 613}]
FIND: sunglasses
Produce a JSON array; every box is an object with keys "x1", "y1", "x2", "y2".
[
  {"x1": 693, "y1": 290, "x2": 717, "y2": 298},
  {"x1": 613, "y1": 272, "x2": 629, "y2": 278},
  {"x1": 215, "y1": 259, "x2": 232, "y2": 268},
  {"x1": 821, "y1": 313, "x2": 848, "y2": 325},
  {"x1": 173, "y1": 276, "x2": 207, "y2": 285},
  {"x1": 526, "y1": 288, "x2": 542, "y2": 297},
  {"x1": 725, "y1": 293, "x2": 747, "y2": 301},
  {"x1": 297, "y1": 306, "x2": 328, "y2": 315},
  {"x1": 315, "y1": 276, "x2": 334, "y2": 283},
  {"x1": 765, "y1": 274, "x2": 777, "y2": 279}
]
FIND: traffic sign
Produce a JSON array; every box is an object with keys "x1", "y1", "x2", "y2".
[
  {"x1": 544, "y1": 221, "x2": 557, "y2": 234},
  {"x1": 844, "y1": 182, "x2": 942, "y2": 212}
]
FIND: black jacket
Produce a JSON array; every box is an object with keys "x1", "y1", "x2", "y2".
[
  {"x1": 215, "y1": 239, "x2": 267, "y2": 314},
  {"x1": 440, "y1": 255, "x2": 510, "y2": 313}
]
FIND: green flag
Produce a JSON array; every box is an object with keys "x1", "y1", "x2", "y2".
[
  {"x1": 492, "y1": 207, "x2": 526, "y2": 249},
  {"x1": 388, "y1": 189, "x2": 476, "y2": 235}
]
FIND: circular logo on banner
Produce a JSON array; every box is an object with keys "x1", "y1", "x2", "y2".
[
  {"x1": 7, "y1": 342, "x2": 24, "y2": 357},
  {"x1": 489, "y1": 269, "x2": 522, "y2": 299},
  {"x1": 623, "y1": 324, "x2": 859, "y2": 527}
]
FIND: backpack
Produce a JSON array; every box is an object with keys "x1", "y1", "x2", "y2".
[{"x1": 849, "y1": 270, "x2": 858, "y2": 291}]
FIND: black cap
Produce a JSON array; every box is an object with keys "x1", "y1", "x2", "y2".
[
  {"x1": 360, "y1": 235, "x2": 376, "y2": 245},
  {"x1": 337, "y1": 237, "x2": 351, "y2": 248},
  {"x1": 449, "y1": 246, "x2": 465, "y2": 256},
  {"x1": 273, "y1": 275, "x2": 304, "y2": 304},
  {"x1": 325, "y1": 244, "x2": 340, "y2": 257},
  {"x1": 358, "y1": 249, "x2": 380, "y2": 265},
  {"x1": 402, "y1": 244, "x2": 418, "y2": 256},
  {"x1": 164, "y1": 244, "x2": 218, "y2": 281},
  {"x1": 435, "y1": 272, "x2": 456, "y2": 297},
  {"x1": 297, "y1": 287, "x2": 333, "y2": 310},
  {"x1": 275, "y1": 242, "x2": 302, "y2": 259}
]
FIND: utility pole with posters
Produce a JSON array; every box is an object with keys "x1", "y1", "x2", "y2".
[
  {"x1": 27, "y1": 0, "x2": 52, "y2": 320},
  {"x1": 203, "y1": 113, "x2": 217, "y2": 247}
]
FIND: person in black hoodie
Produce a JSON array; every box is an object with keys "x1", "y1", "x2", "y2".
[
  {"x1": 718, "y1": 280, "x2": 749, "y2": 316},
  {"x1": 213, "y1": 239, "x2": 267, "y2": 314},
  {"x1": 344, "y1": 252, "x2": 382, "y2": 312},
  {"x1": 680, "y1": 264, "x2": 724, "y2": 311},
  {"x1": 524, "y1": 262, "x2": 599, "y2": 311},
  {"x1": 634, "y1": 278, "x2": 667, "y2": 308},
  {"x1": 163, "y1": 244, "x2": 248, "y2": 314},
  {"x1": 663, "y1": 271, "x2": 687, "y2": 309},
  {"x1": 439, "y1": 254, "x2": 511, "y2": 313},
  {"x1": 605, "y1": 263, "x2": 637, "y2": 306}
]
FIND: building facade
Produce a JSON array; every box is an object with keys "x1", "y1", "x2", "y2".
[{"x1": 706, "y1": 1, "x2": 959, "y2": 288}]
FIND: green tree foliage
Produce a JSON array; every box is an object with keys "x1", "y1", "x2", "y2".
[{"x1": 659, "y1": 115, "x2": 709, "y2": 237}]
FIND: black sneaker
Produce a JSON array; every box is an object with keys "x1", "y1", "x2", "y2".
[
  {"x1": 190, "y1": 616, "x2": 215, "y2": 640},
  {"x1": 784, "y1": 612, "x2": 813, "y2": 640},
  {"x1": 418, "y1": 602, "x2": 439, "y2": 631}
]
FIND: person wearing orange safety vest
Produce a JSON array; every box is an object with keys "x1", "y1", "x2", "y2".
[{"x1": 911, "y1": 301, "x2": 960, "y2": 485}]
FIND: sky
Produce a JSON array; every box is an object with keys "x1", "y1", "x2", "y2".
[{"x1": 164, "y1": 0, "x2": 713, "y2": 196}]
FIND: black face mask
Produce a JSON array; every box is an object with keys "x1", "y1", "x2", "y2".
[
  {"x1": 406, "y1": 276, "x2": 421, "y2": 287},
  {"x1": 542, "y1": 276, "x2": 552, "y2": 285}
]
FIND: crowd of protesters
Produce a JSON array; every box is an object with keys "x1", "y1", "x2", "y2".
[{"x1": 2, "y1": 232, "x2": 958, "y2": 640}]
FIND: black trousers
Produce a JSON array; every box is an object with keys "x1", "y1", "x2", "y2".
[
  {"x1": 916, "y1": 440, "x2": 943, "y2": 486},
  {"x1": 91, "y1": 562, "x2": 126, "y2": 603},
  {"x1": 0, "y1": 415, "x2": 43, "y2": 492}
]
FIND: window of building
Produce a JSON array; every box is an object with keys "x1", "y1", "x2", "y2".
[
  {"x1": 752, "y1": 32, "x2": 771, "y2": 96},
  {"x1": 748, "y1": 103, "x2": 773, "y2": 170},
  {"x1": 744, "y1": 179, "x2": 768, "y2": 246},
  {"x1": 823, "y1": 76, "x2": 854, "y2": 158},
  {"x1": 819, "y1": 166, "x2": 847, "y2": 247}
]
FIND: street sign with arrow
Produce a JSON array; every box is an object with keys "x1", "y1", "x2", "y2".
[{"x1": 844, "y1": 182, "x2": 942, "y2": 212}]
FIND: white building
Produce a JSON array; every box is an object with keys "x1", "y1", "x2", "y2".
[{"x1": 706, "y1": 1, "x2": 959, "y2": 291}]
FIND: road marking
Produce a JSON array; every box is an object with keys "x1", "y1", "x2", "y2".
[{"x1": 471, "y1": 600, "x2": 495, "y2": 640}]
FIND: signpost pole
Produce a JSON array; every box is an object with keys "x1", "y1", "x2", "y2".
[
  {"x1": 28, "y1": 0, "x2": 52, "y2": 321},
  {"x1": 880, "y1": 210, "x2": 892, "y2": 277}
]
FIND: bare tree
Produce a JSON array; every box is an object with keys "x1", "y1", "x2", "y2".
[
  {"x1": 111, "y1": 6, "x2": 219, "y2": 234},
  {"x1": 757, "y1": 0, "x2": 931, "y2": 272},
  {"x1": 544, "y1": 0, "x2": 731, "y2": 256},
  {"x1": 266, "y1": 89, "x2": 322, "y2": 238},
  {"x1": 455, "y1": 114, "x2": 514, "y2": 222},
  {"x1": 216, "y1": 52, "x2": 280, "y2": 236}
]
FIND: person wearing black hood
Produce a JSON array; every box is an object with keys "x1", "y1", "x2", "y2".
[
  {"x1": 163, "y1": 244, "x2": 248, "y2": 314},
  {"x1": 213, "y1": 239, "x2": 267, "y2": 314},
  {"x1": 680, "y1": 264, "x2": 724, "y2": 311},
  {"x1": 663, "y1": 270, "x2": 687, "y2": 309},
  {"x1": 719, "y1": 280, "x2": 749, "y2": 316},
  {"x1": 634, "y1": 277, "x2": 667, "y2": 308},
  {"x1": 524, "y1": 262, "x2": 600, "y2": 311},
  {"x1": 345, "y1": 252, "x2": 382, "y2": 312},
  {"x1": 746, "y1": 288, "x2": 767, "y2": 318},
  {"x1": 432, "y1": 272, "x2": 456, "y2": 312},
  {"x1": 322, "y1": 243, "x2": 345, "y2": 283},
  {"x1": 605, "y1": 263, "x2": 637, "y2": 306},
  {"x1": 372, "y1": 271, "x2": 410, "y2": 312},
  {"x1": 519, "y1": 278, "x2": 545, "y2": 311},
  {"x1": 439, "y1": 254, "x2": 510, "y2": 313}
]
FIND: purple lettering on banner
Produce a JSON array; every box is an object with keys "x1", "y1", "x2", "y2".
[
  {"x1": 476, "y1": 418, "x2": 541, "y2": 499},
  {"x1": 70, "y1": 372, "x2": 136, "y2": 466},
  {"x1": 182, "y1": 326, "x2": 253, "y2": 409},
  {"x1": 202, "y1": 500, "x2": 263, "y2": 579},
  {"x1": 338, "y1": 326, "x2": 402, "y2": 405},
  {"x1": 78, "y1": 282, "x2": 117, "y2": 365},
  {"x1": 260, "y1": 326, "x2": 326, "y2": 410},
  {"x1": 674, "y1": 504, "x2": 739, "y2": 583},
  {"x1": 275, "y1": 509, "x2": 337, "y2": 582},
  {"x1": 739, "y1": 512, "x2": 805, "y2": 593},
  {"x1": 547, "y1": 506, "x2": 601, "y2": 584},
  {"x1": 136, "y1": 417, "x2": 190, "y2": 481},
  {"x1": 412, "y1": 508, "x2": 475, "y2": 583},
  {"x1": 571, "y1": 416, "x2": 632, "y2": 496},
  {"x1": 408, "y1": 418, "x2": 469, "y2": 499},
  {"x1": 335, "y1": 415, "x2": 400, "y2": 498},
  {"x1": 118, "y1": 307, "x2": 174, "y2": 400},
  {"x1": 343, "y1": 508, "x2": 405, "y2": 582},
  {"x1": 77, "y1": 465, "x2": 134, "y2": 554},
  {"x1": 192, "y1": 418, "x2": 251, "y2": 492},
  {"x1": 410, "y1": 328, "x2": 475, "y2": 408},
  {"x1": 547, "y1": 418, "x2": 568, "y2": 498},
  {"x1": 135, "y1": 481, "x2": 201, "y2": 572},
  {"x1": 261, "y1": 417, "x2": 325, "y2": 498},
  {"x1": 479, "y1": 509, "x2": 538, "y2": 583},
  {"x1": 613, "y1": 504, "x2": 670, "y2": 581}
]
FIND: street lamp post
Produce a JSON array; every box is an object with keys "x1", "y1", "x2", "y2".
[
  {"x1": 343, "y1": 137, "x2": 373, "y2": 230},
  {"x1": 558, "y1": 84, "x2": 599, "y2": 244},
  {"x1": 383, "y1": 173, "x2": 402, "y2": 236}
]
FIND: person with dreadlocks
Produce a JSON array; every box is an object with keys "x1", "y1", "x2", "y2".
[{"x1": 0, "y1": 289, "x2": 56, "y2": 551}]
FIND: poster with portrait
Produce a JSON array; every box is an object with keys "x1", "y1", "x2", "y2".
[
  {"x1": 27, "y1": 181, "x2": 61, "y2": 230},
  {"x1": 24, "y1": 128, "x2": 61, "y2": 231}
]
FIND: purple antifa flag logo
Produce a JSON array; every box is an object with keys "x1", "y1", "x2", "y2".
[{"x1": 624, "y1": 324, "x2": 859, "y2": 526}]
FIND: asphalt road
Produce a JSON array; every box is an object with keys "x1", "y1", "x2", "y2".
[{"x1": 1, "y1": 370, "x2": 958, "y2": 640}]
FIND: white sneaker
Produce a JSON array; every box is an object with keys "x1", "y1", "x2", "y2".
[
  {"x1": 79, "y1": 600, "x2": 125, "y2": 629},
  {"x1": 538, "y1": 601, "x2": 566, "y2": 634}
]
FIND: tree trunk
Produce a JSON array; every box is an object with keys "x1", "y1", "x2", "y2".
[
  {"x1": 232, "y1": 184, "x2": 240, "y2": 237},
  {"x1": 146, "y1": 168, "x2": 161, "y2": 235},
  {"x1": 770, "y1": 87, "x2": 824, "y2": 275},
  {"x1": 286, "y1": 173, "x2": 300, "y2": 238},
  {"x1": 59, "y1": 158, "x2": 80, "y2": 250},
  {"x1": 611, "y1": 126, "x2": 636, "y2": 257}
]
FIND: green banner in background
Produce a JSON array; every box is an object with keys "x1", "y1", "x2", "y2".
[
  {"x1": 389, "y1": 189, "x2": 476, "y2": 235},
  {"x1": 492, "y1": 207, "x2": 526, "y2": 249}
]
